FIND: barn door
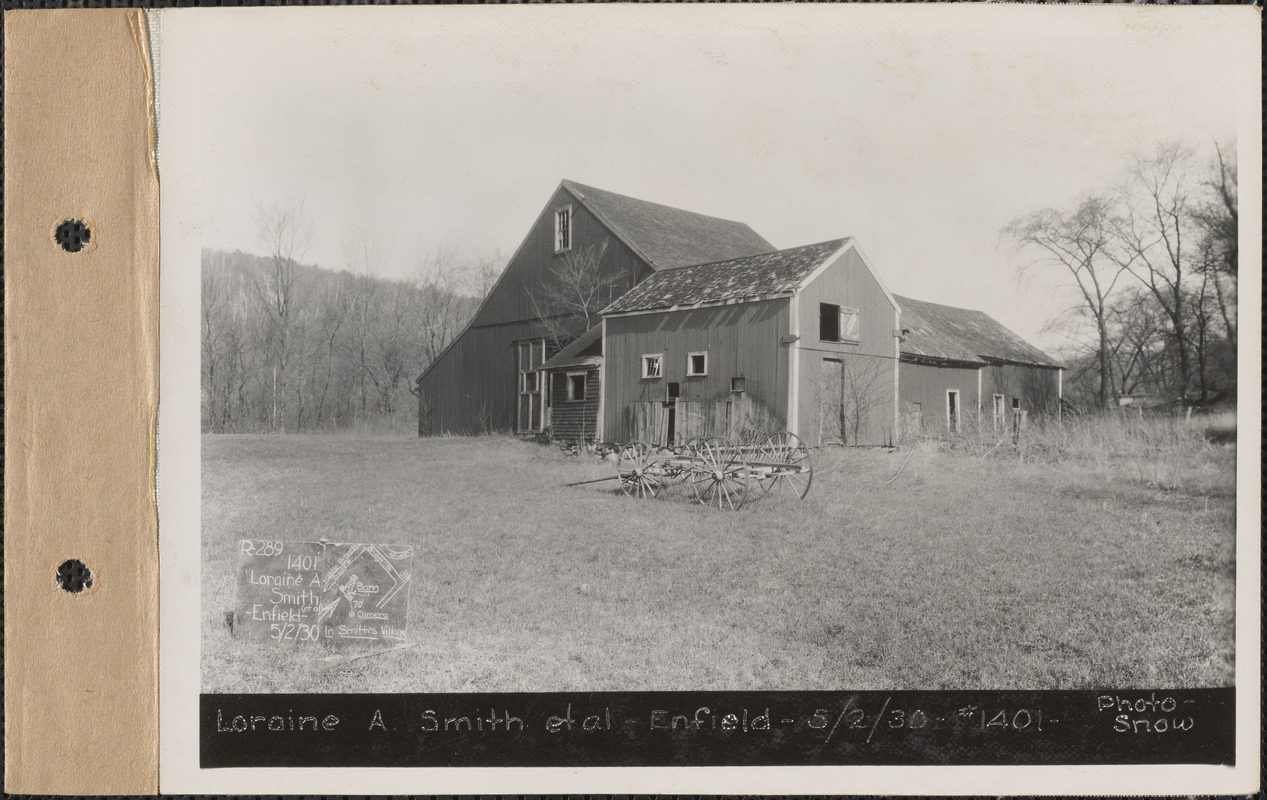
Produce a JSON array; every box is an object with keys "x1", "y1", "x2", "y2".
[
  {"x1": 676, "y1": 400, "x2": 702, "y2": 441},
  {"x1": 631, "y1": 401, "x2": 668, "y2": 446},
  {"x1": 818, "y1": 358, "x2": 845, "y2": 445},
  {"x1": 712, "y1": 400, "x2": 732, "y2": 440},
  {"x1": 901, "y1": 402, "x2": 922, "y2": 441},
  {"x1": 517, "y1": 339, "x2": 545, "y2": 432}
]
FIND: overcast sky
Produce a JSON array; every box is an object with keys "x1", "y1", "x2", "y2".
[{"x1": 157, "y1": 5, "x2": 1254, "y2": 351}]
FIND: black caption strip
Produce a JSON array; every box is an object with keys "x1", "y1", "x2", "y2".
[{"x1": 202, "y1": 689, "x2": 1233, "y2": 768}]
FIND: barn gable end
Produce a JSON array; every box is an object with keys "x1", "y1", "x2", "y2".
[
  {"x1": 417, "y1": 181, "x2": 775, "y2": 435},
  {"x1": 791, "y1": 242, "x2": 902, "y2": 447}
]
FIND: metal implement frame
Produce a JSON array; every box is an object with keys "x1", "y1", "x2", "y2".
[{"x1": 615, "y1": 431, "x2": 813, "y2": 510}]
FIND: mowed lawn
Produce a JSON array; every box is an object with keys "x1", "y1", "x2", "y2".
[{"x1": 201, "y1": 431, "x2": 1235, "y2": 692}]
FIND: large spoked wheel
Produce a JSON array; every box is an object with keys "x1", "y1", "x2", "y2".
[
  {"x1": 689, "y1": 438, "x2": 749, "y2": 511},
  {"x1": 757, "y1": 431, "x2": 813, "y2": 499},
  {"x1": 617, "y1": 442, "x2": 662, "y2": 500}
]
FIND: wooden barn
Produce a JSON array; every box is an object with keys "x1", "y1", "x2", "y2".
[
  {"x1": 417, "y1": 179, "x2": 1062, "y2": 444},
  {"x1": 600, "y1": 237, "x2": 903, "y2": 447},
  {"x1": 415, "y1": 180, "x2": 774, "y2": 435},
  {"x1": 894, "y1": 295, "x2": 1063, "y2": 436}
]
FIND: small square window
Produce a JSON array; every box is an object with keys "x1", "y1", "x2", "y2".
[
  {"x1": 730, "y1": 377, "x2": 746, "y2": 393},
  {"x1": 554, "y1": 206, "x2": 572, "y2": 253},
  {"x1": 522, "y1": 371, "x2": 539, "y2": 393},
  {"x1": 1012, "y1": 398, "x2": 1020, "y2": 410},
  {"x1": 687, "y1": 351, "x2": 708, "y2": 376},
  {"x1": 642, "y1": 354, "x2": 663, "y2": 379},
  {"x1": 567, "y1": 372, "x2": 587, "y2": 402},
  {"x1": 667, "y1": 382, "x2": 680, "y2": 400}
]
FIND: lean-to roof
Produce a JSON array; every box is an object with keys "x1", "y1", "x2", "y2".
[
  {"x1": 540, "y1": 324, "x2": 603, "y2": 371},
  {"x1": 895, "y1": 294, "x2": 1059, "y2": 367}
]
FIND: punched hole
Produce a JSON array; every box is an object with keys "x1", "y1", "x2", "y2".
[
  {"x1": 54, "y1": 219, "x2": 91, "y2": 253},
  {"x1": 56, "y1": 559, "x2": 93, "y2": 594}
]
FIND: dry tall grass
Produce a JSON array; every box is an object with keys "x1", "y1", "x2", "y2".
[
  {"x1": 917, "y1": 409, "x2": 1235, "y2": 473},
  {"x1": 201, "y1": 415, "x2": 1236, "y2": 693}
]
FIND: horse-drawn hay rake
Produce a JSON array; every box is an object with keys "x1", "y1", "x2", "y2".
[{"x1": 608, "y1": 432, "x2": 813, "y2": 510}]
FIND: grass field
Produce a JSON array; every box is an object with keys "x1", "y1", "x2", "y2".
[{"x1": 201, "y1": 415, "x2": 1236, "y2": 693}]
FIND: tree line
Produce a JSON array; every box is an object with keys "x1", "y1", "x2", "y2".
[
  {"x1": 1004, "y1": 140, "x2": 1238, "y2": 411},
  {"x1": 201, "y1": 207, "x2": 498, "y2": 434}
]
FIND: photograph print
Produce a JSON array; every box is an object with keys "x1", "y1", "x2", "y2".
[{"x1": 156, "y1": 3, "x2": 1258, "y2": 789}]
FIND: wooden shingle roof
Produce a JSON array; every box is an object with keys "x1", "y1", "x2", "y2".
[
  {"x1": 895, "y1": 294, "x2": 1059, "y2": 367},
  {"x1": 563, "y1": 180, "x2": 776, "y2": 270},
  {"x1": 540, "y1": 324, "x2": 603, "y2": 370},
  {"x1": 603, "y1": 238, "x2": 851, "y2": 315}
]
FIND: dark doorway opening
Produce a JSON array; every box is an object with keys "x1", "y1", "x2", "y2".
[{"x1": 666, "y1": 382, "x2": 680, "y2": 444}]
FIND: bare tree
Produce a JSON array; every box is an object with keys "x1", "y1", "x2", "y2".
[
  {"x1": 466, "y1": 249, "x2": 503, "y2": 301},
  {"x1": 1109, "y1": 142, "x2": 1200, "y2": 400},
  {"x1": 1004, "y1": 196, "x2": 1129, "y2": 408},
  {"x1": 1191, "y1": 141, "x2": 1237, "y2": 351},
  {"x1": 526, "y1": 239, "x2": 621, "y2": 350},
  {"x1": 254, "y1": 202, "x2": 312, "y2": 432},
  {"x1": 411, "y1": 246, "x2": 479, "y2": 373},
  {"x1": 340, "y1": 229, "x2": 383, "y2": 428},
  {"x1": 201, "y1": 251, "x2": 229, "y2": 431},
  {"x1": 816, "y1": 356, "x2": 891, "y2": 445},
  {"x1": 1106, "y1": 287, "x2": 1169, "y2": 397}
]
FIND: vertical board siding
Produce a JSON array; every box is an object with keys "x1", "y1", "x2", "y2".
[
  {"x1": 546, "y1": 368, "x2": 600, "y2": 442},
  {"x1": 629, "y1": 401, "x2": 669, "y2": 446},
  {"x1": 471, "y1": 187, "x2": 650, "y2": 329},
  {"x1": 898, "y1": 362, "x2": 980, "y2": 435},
  {"x1": 418, "y1": 185, "x2": 653, "y2": 435},
  {"x1": 416, "y1": 320, "x2": 542, "y2": 435},
  {"x1": 675, "y1": 399, "x2": 738, "y2": 440},
  {"x1": 980, "y1": 364, "x2": 1062, "y2": 418},
  {"x1": 603, "y1": 299, "x2": 790, "y2": 443},
  {"x1": 795, "y1": 247, "x2": 899, "y2": 446},
  {"x1": 804, "y1": 353, "x2": 896, "y2": 446}
]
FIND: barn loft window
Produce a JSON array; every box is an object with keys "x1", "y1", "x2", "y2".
[
  {"x1": 686, "y1": 351, "x2": 708, "y2": 376},
  {"x1": 642, "y1": 353, "x2": 663, "y2": 379},
  {"x1": 819, "y1": 303, "x2": 860, "y2": 343},
  {"x1": 819, "y1": 303, "x2": 840, "y2": 341},
  {"x1": 566, "y1": 372, "x2": 587, "y2": 402},
  {"x1": 731, "y1": 376, "x2": 746, "y2": 393},
  {"x1": 554, "y1": 206, "x2": 572, "y2": 253}
]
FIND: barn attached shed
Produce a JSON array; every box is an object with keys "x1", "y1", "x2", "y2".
[
  {"x1": 601, "y1": 238, "x2": 901, "y2": 448},
  {"x1": 895, "y1": 294, "x2": 1062, "y2": 435},
  {"x1": 540, "y1": 323, "x2": 603, "y2": 443}
]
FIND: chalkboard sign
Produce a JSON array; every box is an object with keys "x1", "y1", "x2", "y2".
[{"x1": 234, "y1": 540, "x2": 413, "y2": 647}]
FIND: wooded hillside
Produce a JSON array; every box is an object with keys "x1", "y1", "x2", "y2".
[{"x1": 201, "y1": 248, "x2": 484, "y2": 434}]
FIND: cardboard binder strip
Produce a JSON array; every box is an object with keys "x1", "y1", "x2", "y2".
[{"x1": 4, "y1": 9, "x2": 160, "y2": 794}]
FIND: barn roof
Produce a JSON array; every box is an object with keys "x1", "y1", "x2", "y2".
[
  {"x1": 540, "y1": 324, "x2": 603, "y2": 370},
  {"x1": 602, "y1": 238, "x2": 851, "y2": 315},
  {"x1": 562, "y1": 180, "x2": 776, "y2": 270},
  {"x1": 894, "y1": 294, "x2": 1059, "y2": 367}
]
